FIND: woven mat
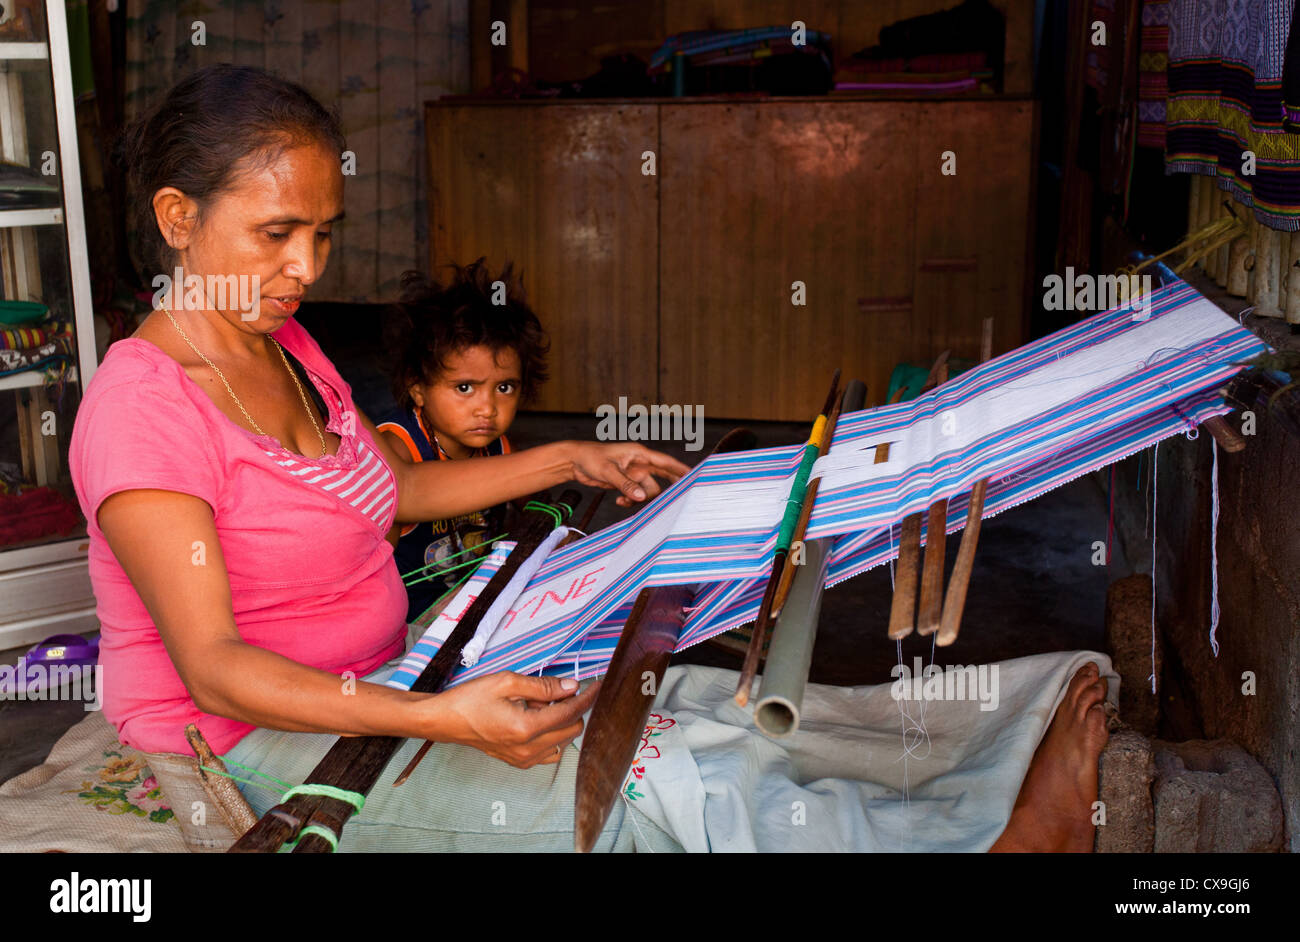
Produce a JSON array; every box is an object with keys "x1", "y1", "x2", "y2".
[{"x1": 0, "y1": 711, "x2": 185, "y2": 852}]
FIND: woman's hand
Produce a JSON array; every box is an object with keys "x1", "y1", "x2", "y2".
[
  {"x1": 425, "y1": 672, "x2": 602, "y2": 768},
  {"x1": 568, "y1": 442, "x2": 691, "y2": 507}
]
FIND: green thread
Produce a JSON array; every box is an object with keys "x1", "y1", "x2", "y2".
[
  {"x1": 281, "y1": 783, "x2": 366, "y2": 813},
  {"x1": 402, "y1": 553, "x2": 489, "y2": 587},
  {"x1": 400, "y1": 532, "x2": 506, "y2": 586},
  {"x1": 410, "y1": 558, "x2": 483, "y2": 624},
  {"x1": 200, "y1": 757, "x2": 294, "y2": 796},
  {"x1": 524, "y1": 500, "x2": 572, "y2": 528},
  {"x1": 294, "y1": 824, "x2": 340, "y2": 851}
]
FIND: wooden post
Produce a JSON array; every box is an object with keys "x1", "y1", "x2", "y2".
[{"x1": 1203, "y1": 179, "x2": 1220, "y2": 279}]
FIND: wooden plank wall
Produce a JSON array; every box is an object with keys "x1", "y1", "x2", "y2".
[
  {"x1": 657, "y1": 101, "x2": 919, "y2": 418},
  {"x1": 428, "y1": 98, "x2": 1036, "y2": 419},
  {"x1": 526, "y1": 0, "x2": 1033, "y2": 93},
  {"x1": 426, "y1": 103, "x2": 660, "y2": 413}
]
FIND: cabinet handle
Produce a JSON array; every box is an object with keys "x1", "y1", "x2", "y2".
[
  {"x1": 920, "y1": 256, "x2": 978, "y2": 273},
  {"x1": 857, "y1": 295, "x2": 913, "y2": 314}
]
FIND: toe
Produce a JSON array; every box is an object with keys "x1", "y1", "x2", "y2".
[
  {"x1": 1065, "y1": 662, "x2": 1101, "y2": 709},
  {"x1": 1075, "y1": 674, "x2": 1109, "y2": 724}
]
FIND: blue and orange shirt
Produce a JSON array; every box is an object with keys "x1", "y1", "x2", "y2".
[{"x1": 376, "y1": 407, "x2": 512, "y2": 624}]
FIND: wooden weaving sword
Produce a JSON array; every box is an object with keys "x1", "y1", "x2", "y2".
[{"x1": 575, "y1": 427, "x2": 759, "y2": 853}]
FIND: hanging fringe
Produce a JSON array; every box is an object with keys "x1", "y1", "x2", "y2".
[{"x1": 1209, "y1": 438, "x2": 1221, "y2": 656}]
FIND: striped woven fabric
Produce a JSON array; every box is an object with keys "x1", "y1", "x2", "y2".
[
  {"x1": 264, "y1": 438, "x2": 396, "y2": 529},
  {"x1": 389, "y1": 278, "x2": 1268, "y2": 691}
]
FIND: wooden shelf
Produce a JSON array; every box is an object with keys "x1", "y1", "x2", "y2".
[
  {"x1": 0, "y1": 42, "x2": 48, "y2": 61},
  {"x1": 0, "y1": 364, "x2": 74, "y2": 391},
  {"x1": 0, "y1": 206, "x2": 62, "y2": 228}
]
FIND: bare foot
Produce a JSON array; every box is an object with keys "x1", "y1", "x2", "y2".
[{"x1": 990, "y1": 661, "x2": 1109, "y2": 853}]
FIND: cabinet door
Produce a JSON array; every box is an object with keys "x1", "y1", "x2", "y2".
[
  {"x1": 658, "y1": 101, "x2": 919, "y2": 420},
  {"x1": 426, "y1": 102, "x2": 660, "y2": 412},
  {"x1": 912, "y1": 101, "x2": 1036, "y2": 364}
]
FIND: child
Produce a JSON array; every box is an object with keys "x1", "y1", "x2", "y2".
[{"x1": 378, "y1": 259, "x2": 549, "y2": 626}]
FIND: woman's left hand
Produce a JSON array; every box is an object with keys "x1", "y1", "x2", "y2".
[{"x1": 568, "y1": 442, "x2": 691, "y2": 507}]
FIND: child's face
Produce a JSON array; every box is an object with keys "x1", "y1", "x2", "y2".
[{"x1": 410, "y1": 345, "x2": 522, "y2": 460}]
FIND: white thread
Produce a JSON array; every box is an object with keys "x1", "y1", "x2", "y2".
[
  {"x1": 1209, "y1": 439, "x2": 1221, "y2": 657},
  {"x1": 888, "y1": 521, "x2": 896, "y2": 591},
  {"x1": 619, "y1": 793, "x2": 657, "y2": 852},
  {"x1": 461, "y1": 526, "x2": 573, "y2": 667},
  {"x1": 1149, "y1": 443, "x2": 1158, "y2": 694},
  {"x1": 893, "y1": 634, "x2": 937, "y2": 853}
]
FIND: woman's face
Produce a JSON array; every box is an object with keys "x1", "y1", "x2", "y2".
[{"x1": 172, "y1": 139, "x2": 344, "y2": 332}]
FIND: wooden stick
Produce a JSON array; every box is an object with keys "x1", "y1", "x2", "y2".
[
  {"x1": 915, "y1": 499, "x2": 949, "y2": 636},
  {"x1": 936, "y1": 478, "x2": 988, "y2": 647},
  {"x1": 1202, "y1": 414, "x2": 1245, "y2": 453},
  {"x1": 933, "y1": 326, "x2": 996, "y2": 646},
  {"x1": 229, "y1": 491, "x2": 583, "y2": 853},
  {"x1": 887, "y1": 351, "x2": 951, "y2": 640},
  {"x1": 574, "y1": 428, "x2": 758, "y2": 852},
  {"x1": 393, "y1": 495, "x2": 606, "y2": 788},
  {"x1": 557, "y1": 490, "x2": 605, "y2": 549},
  {"x1": 772, "y1": 389, "x2": 847, "y2": 617},
  {"x1": 734, "y1": 372, "x2": 841, "y2": 706},
  {"x1": 887, "y1": 513, "x2": 922, "y2": 640}
]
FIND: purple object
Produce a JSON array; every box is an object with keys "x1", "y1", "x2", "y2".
[
  {"x1": 13, "y1": 634, "x2": 100, "y2": 695},
  {"x1": 25, "y1": 633, "x2": 99, "y2": 667}
]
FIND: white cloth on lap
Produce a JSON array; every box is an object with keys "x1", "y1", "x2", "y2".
[{"x1": 619, "y1": 651, "x2": 1118, "y2": 852}]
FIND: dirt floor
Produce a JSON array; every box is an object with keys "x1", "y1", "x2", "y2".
[{"x1": 0, "y1": 412, "x2": 1125, "y2": 783}]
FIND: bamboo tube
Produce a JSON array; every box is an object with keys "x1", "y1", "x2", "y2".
[
  {"x1": 1203, "y1": 179, "x2": 1220, "y2": 279},
  {"x1": 1246, "y1": 214, "x2": 1260, "y2": 305},
  {"x1": 752, "y1": 380, "x2": 867, "y2": 739},
  {"x1": 1227, "y1": 212, "x2": 1252, "y2": 297},
  {"x1": 1187, "y1": 172, "x2": 1202, "y2": 242},
  {"x1": 1215, "y1": 203, "x2": 1231, "y2": 287},
  {"x1": 1286, "y1": 231, "x2": 1300, "y2": 323},
  {"x1": 753, "y1": 532, "x2": 830, "y2": 738},
  {"x1": 1279, "y1": 231, "x2": 1292, "y2": 320},
  {"x1": 1255, "y1": 226, "x2": 1284, "y2": 318},
  {"x1": 1253, "y1": 227, "x2": 1284, "y2": 315}
]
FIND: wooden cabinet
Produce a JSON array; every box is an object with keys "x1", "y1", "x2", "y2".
[
  {"x1": 426, "y1": 97, "x2": 1035, "y2": 420},
  {"x1": 426, "y1": 102, "x2": 659, "y2": 413}
]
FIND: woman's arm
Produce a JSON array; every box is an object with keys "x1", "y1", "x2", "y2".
[
  {"x1": 96, "y1": 488, "x2": 598, "y2": 766},
  {"x1": 357, "y1": 411, "x2": 691, "y2": 523}
]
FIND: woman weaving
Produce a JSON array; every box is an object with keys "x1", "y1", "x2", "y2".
[{"x1": 71, "y1": 66, "x2": 1112, "y2": 853}]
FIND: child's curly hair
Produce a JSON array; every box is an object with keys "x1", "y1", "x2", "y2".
[{"x1": 386, "y1": 258, "x2": 550, "y2": 410}]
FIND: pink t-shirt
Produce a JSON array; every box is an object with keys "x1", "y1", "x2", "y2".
[{"x1": 69, "y1": 317, "x2": 407, "y2": 755}]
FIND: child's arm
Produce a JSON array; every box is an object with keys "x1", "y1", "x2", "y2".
[{"x1": 359, "y1": 410, "x2": 688, "y2": 523}]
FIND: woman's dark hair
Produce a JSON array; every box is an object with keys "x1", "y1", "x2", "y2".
[
  {"x1": 387, "y1": 259, "x2": 550, "y2": 408},
  {"x1": 115, "y1": 64, "x2": 346, "y2": 280}
]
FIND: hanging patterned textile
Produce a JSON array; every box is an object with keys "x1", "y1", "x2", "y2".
[
  {"x1": 389, "y1": 278, "x2": 1268, "y2": 691},
  {"x1": 1138, "y1": 0, "x2": 1171, "y2": 148},
  {"x1": 1166, "y1": 0, "x2": 1300, "y2": 229}
]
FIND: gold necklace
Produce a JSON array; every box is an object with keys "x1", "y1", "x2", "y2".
[{"x1": 162, "y1": 306, "x2": 328, "y2": 458}]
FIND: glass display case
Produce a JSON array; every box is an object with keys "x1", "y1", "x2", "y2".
[{"x1": 0, "y1": 0, "x2": 98, "y2": 650}]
